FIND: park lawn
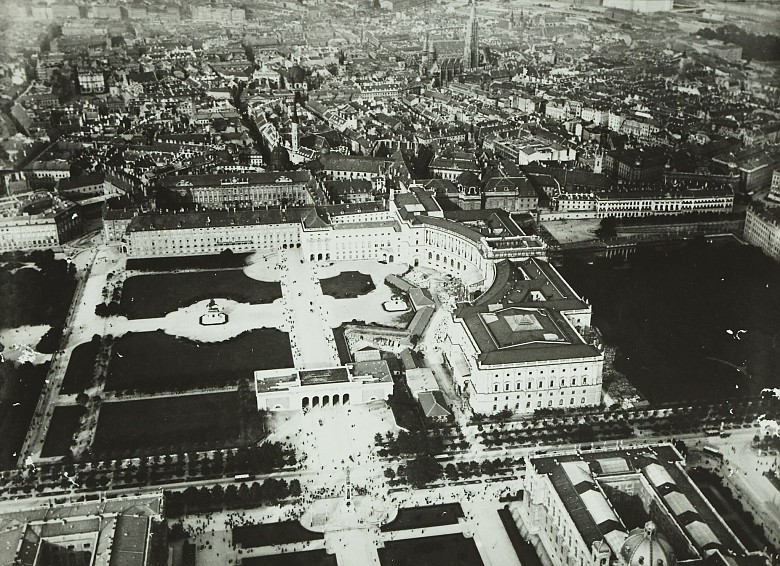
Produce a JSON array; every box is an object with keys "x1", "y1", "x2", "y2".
[
  {"x1": 105, "y1": 329, "x2": 292, "y2": 394},
  {"x1": 381, "y1": 503, "x2": 464, "y2": 532},
  {"x1": 240, "y1": 551, "x2": 337, "y2": 566},
  {"x1": 41, "y1": 405, "x2": 87, "y2": 457},
  {"x1": 378, "y1": 534, "x2": 484, "y2": 566},
  {"x1": 91, "y1": 392, "x2": 241, "y2": 457},
  {"x1": 61, "y1": 340, "x2": 100, "y2": 394},
  {"x1": 121, "y1": 270, "x2": 282, "y2": 319},
  {"x1": 561, "y1": 240, "x2": 780, "y2": 403},
  {"x1": 233, "y1": 521, "x2": 324, "y2": 548},
  {"x1": 319, "y1": 271, "x2": 375, "y2": 299},
  {"x1": 0, "y1": 363, "x2": 47, "y2": 470}
]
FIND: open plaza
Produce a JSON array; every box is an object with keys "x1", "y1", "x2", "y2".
[{"x1": 22, "y1": 238, "x2": 471, "y2": 465}]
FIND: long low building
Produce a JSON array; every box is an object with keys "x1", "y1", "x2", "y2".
[
  {"x1": 160, "y1": 170, "x2": 317, "y2": 209},
  {"x1": 255, "y1": 363, "x2": 394, "y2": 411},
  {"x1": 513, "y1": 444, "x2": 757, "y2": 566},
  {"x1": 557, "y1": 188, "x2": 734, "y2": 218},
  {"x1": 122, "y1": 190, "x2": 548, "y2": 294}
]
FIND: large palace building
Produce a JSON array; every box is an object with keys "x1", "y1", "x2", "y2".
[
  {"x1": 159, "y1": 170, "x2": 317, "y2": 209},
  {"x1": 447, "y1": 258, "x2": 602, "y2": 416},
  {"x1": 119, "y1": 183, "x2": 604, "y2": 416}
]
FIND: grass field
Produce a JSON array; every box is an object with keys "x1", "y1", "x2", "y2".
[
  {"x1": 233, "y1": 521, "x2": 324, "y2": 548},
  {"x1": 240, "y1": 551, "x2": 337, "y2": 566},
  {"x1": 381, "y1": 504, "x2": 464, "y2": 532},
  {"x1": 378, "y1": 534, "x2": 484, "y2": 566},
  {"x1": 561, "y1": 240, "x2": 780, "y2": 403},
  {"x1": 105, "y1": 329, "x2": 292, "y2": 394},
  {"x1": 41, "y1": 405, "x2": 86, "y2": 457},
  {"x1": 121, "y1": 270, "x2": 282, "y2": 319},
  {"x1": 319, "y1": 271, "x2": 375, "y2": 299},
  {"x1": 60, "y1": 340, "x2": 99, "y2": 395},
  {"x1": 91, "y1": 392, "x2": 241, "y2": 457}
]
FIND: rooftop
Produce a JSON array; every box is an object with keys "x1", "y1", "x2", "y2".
[
  {"x1": 126, "y1": 208, "x2": 312, "y2": 232},
  {"x1": 529, "y1": 445, "x2": 746, "y2": 559}
]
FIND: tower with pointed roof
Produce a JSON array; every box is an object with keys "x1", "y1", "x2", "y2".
[{"x1": 463, "y1": 0, "x2": 479, "y2": 69}]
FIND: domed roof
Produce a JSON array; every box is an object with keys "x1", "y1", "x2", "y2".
[
  {"x1": 620, "y1": 522, "x2": 676, "y2": 566},
  {"x1": 289, "y1": 65, "x2": 306, "y2": 84}
]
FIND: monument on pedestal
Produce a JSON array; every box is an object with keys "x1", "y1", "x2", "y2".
[{"x1": 199, "y1": 299, "x2": 228, "y2": 326}]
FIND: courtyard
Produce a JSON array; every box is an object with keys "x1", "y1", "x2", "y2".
[{"x1": 24, "y1": 245, "x2": 454, "y2": 467}]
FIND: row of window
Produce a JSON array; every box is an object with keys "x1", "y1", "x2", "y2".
[
  {"x1": 491, "y1": 366, "x2": 589, "y2": 378},
  {"x1": 493, "y1": 378, "x2": 590, "y2": 393}
]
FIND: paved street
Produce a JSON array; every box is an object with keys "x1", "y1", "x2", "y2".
[{"x1": 278, "y1": 249, "x2": 340, "y2": 369}]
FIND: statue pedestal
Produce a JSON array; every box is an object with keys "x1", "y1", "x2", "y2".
[
  {"x1": 199, "y1": 300, "x2": 228, "y2": 326},
  {"x1": 199, "y1": 311, "x2": 228, "y2": 326}
]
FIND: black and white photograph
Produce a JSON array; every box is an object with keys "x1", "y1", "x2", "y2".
[{"x1": 0, "y1": 0, "x2": 779, "y2": 564}]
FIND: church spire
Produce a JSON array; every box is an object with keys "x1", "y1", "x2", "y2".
[{"x1": 463, "y1": 0, "x2": 479, "y2": 69}]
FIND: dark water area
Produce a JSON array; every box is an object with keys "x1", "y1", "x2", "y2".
[{"x1": 560, "y1": 239, "x2": 780, "y2": 404}]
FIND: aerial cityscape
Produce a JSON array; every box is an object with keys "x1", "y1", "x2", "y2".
[{"x1": 0, "y1": 0, "x2": 779, "y2": 565}]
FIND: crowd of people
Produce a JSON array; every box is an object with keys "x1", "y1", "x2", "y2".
[{"x1": 277, "y1": 252, "x2": 340, "y2": 368}]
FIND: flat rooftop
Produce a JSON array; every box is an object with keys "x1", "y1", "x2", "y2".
[
  {"x1": 529, "y1": 445, "x2": 745, "y2": 558},
  {"x1": 255, "y1": 366, "x2": 354, "y2": 393},
  {"x1": 299, "y1": 366, "x2": 350, "y2": 386}
]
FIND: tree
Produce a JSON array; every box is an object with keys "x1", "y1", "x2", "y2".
[
  {"x1": 444, "y1": 463, "x2": 459, "y2": 481},
  {"x1": 596, "y1": 217, "x2": 617, "y2": 239},
  {"x1": 404, "y1": 454, "x2": 442, "y2": 488},
  {"x1": 36, "y1": 327, "x2": 63, "y2": 354}
]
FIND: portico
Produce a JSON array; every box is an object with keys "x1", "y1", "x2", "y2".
[{"x1": 255, "y1": 363, "x2": 393, "y2": 412}]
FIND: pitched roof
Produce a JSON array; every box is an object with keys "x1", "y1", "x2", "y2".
[{"x1": 419, "y1": 390, "x2": 451, "y2": 418}]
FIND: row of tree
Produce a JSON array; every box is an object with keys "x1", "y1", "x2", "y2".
[
  {"x1": 698, "y1": 24, "x2": 780, "y2": 62},
  {"x1": 164, "y1": 478, "x2": 301, "y2": 517},
  {"x1": 381, "y1": 430, "x2": 446, "y2": 457}
]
